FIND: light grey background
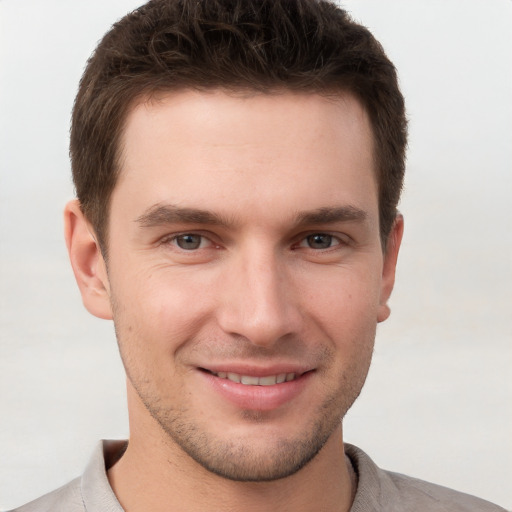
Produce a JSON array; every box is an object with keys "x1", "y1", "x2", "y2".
[{"x1": 1, "y1": 0, "x2": 511, "y2": 510}]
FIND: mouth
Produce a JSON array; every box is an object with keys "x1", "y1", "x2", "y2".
[
  {"x1": 205, "y1": 370, "x2": 299, "y2": 386},
  {"x1": 199, "y1": 367, "x2": 313, "y2": 411}
]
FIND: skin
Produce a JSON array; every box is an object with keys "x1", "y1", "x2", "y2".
[{"x1": 65, "y1": 90, "x2": 403, "y2": 512}]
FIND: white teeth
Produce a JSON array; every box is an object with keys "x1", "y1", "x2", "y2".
[
  {"x1": 241, "y1": 375, "x2": 259, "y2": 385},
  {"x1": 213, "y1": 371, "x2": 297, "y2": 385},
  {"x1": 259, "y1": 375, "x2": 277, "y2": 386}
]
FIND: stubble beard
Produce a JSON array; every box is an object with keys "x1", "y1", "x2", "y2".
[
  {"x1": 112, "y1": 298, "x2": 375, "y2": 482},
  {"x1": 152, "y1": 395, "x2": 340, "y2": 482},
  {"x1": 128, "y1": 361, "x2": 370, "y2": 483}
]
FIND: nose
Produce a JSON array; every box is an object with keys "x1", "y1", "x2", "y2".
[{"x1": 216, "y1": 245, "x2": 302, "y2": 347}]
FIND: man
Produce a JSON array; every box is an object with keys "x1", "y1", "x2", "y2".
[{"x1": 10, "y1": 0, "x2": 506, "y2": 511}]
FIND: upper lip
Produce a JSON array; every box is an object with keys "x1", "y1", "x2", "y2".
[{"x1": 198, "y1": 363, "x2": 313, "y2": 377}]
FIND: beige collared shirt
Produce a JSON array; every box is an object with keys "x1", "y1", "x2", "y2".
[{"x1": 10, "y1": 441, "x2": 506, "y2": 511}]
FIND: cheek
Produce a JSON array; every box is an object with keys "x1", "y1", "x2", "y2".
[
  {"x1": 111, "y1": 264, "x2": 215, "y2": 353},
  {"x1": 300, "y1": 266, "x2": 382, "y2": 331},
  {"x1": 298, "y1": 266, "x2": 380, "y2": 381}
]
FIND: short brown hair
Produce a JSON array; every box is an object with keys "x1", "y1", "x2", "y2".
[{"x1": 70, "y1": 0, "x2": 407, "y2": 253}]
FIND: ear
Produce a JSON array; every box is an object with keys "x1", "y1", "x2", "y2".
[
  {"x1": 64, "y1": 200, "x2": 113, "y2": 320},
  {"x1": 377, "y1": 214, "x2": 404, "y2": 323}
]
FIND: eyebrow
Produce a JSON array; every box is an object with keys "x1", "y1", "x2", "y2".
[
  {"x1": 294, "y1": 206, "x2": 367, "y2": 226},
  {"x1": 135, "y1": 204, "x2": 234, "y2": 228},
  {"x1": 135, "y1": 203, "x2": 367, "y2": 229}
]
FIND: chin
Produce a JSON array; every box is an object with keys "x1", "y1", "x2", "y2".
[{"x1": 169, "y1": 419, "x2": 336, "y2": 482}]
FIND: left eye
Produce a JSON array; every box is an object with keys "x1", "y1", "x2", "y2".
[
  {"x1": 300, "y1": 234, "x2": 340, "y2": 249},
  {"x1": 173, "y1": 234, "x2": 207, "y2": 250}
]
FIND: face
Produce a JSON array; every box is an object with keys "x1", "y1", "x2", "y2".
[{"x1": 79, "y1": 90, "x2": 400, "y2": 481}]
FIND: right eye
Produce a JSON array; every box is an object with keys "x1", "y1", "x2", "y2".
[
  {"x1": 163, "y1": 233, "x2": 214, "y2": 251},
  {"x1": 174, "y1": 234, "x2": 203, "y2": 250}
]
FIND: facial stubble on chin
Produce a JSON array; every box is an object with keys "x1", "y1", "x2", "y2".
[{"x1": 128, "y1": 360, "x2": 370, "y2": 483}]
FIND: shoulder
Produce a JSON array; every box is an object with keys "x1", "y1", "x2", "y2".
[
  {"x1": 7, "y1": 477, "x2": 84, "y2": 512},
  {"x1": 7, "y1": 439, "x2": 126, "y2": 512},
  {"x1": 346, "y1": 444, "x2": 507, "y2": 512},
  {"x1": 383, "y1": 470, "x2": 507, "y2": 512}
]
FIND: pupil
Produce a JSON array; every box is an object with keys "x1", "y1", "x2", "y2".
[
  {"x1": 177, "y1": 234, "x2": 201, "y2": 250},
  {"x1": 308, "y1": 234, "x2": 331, "y2": 249}
]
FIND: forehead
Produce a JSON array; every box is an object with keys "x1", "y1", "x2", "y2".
[
  {"x1": 114, "y1": 89, "x2": 377, "y2": 226},
  {"x1": 123, "y1": 89, "x2": 373, "y2": 155}
]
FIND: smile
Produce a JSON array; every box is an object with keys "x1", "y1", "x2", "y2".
[
  {"x1": 200, "y1": 368, "x2": 313, "y2": 410},
  {"x1": 210, "y1": 371, "x2": 297, "y2": 386}
]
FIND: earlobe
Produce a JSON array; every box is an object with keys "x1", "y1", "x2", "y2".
[
  {"x1": 377, "y1": 214, "x2": 404, "y2": 323},
  {"x1": 64, "y1": 200, "x2": 113, "y2": 320}
]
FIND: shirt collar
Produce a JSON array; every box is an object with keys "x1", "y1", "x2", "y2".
[{"x1": 81, "y1": 440, "x2": 127, "y2": 512}]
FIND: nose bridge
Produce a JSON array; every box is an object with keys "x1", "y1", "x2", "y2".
[{"x1": 218, "y1": 241, "x2": 299, "y2": 346}]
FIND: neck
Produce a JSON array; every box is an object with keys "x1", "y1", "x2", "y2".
[{"x1": 108, "y1": 390, "x2": 356, "y2": 512}]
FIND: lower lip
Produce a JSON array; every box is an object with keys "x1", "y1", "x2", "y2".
[{"x1": 201, "y1": 371, "x2": 313, "y2": 411}]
